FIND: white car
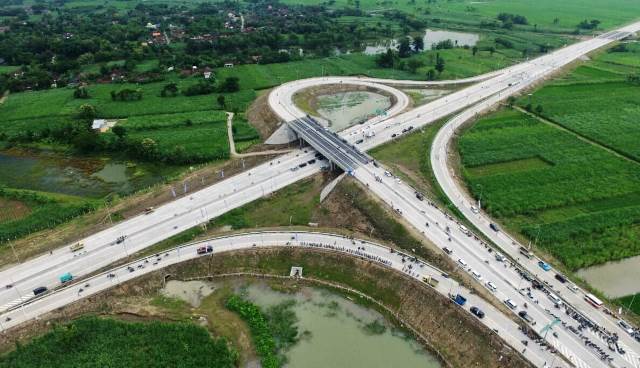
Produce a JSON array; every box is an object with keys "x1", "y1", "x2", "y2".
[
  {"x1": 457, "y1": 258, "x2": 468, "y2": 267},
  {"x1": 384, "y1": 171, "x2": 392, "y2": 177},
  {"x1": 485, "y1": 281, "x2": 497, "y2": 292},
  {"x1": 618, "y1": 320, "x2": 635, "y2": 335},
  {"x1": 471, "y1": 206, "x2": 479, "y2": 214},
  {"x1": 471, "y1": 270, "x2": 483, "y2": 281},
  {"x1": 504, "y1": 298, "x2": 518, "y2": 310}
]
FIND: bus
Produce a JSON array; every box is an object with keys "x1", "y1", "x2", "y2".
[{"x1": 585, "y1": 293, "x2": 603, "y2": 309}]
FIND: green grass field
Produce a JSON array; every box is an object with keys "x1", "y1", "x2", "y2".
[
  {"x1": 521, "y1": 43, "x2": 640, "y2": 161},
  {"x1": 0, "y1": 187, "x2": 97, "y2": 244},
  {"x1": 284, "y1": 0, "x2": 640, "y2": 32},
  {"x1": 0, "y1": 316, "x2": 238, "y2": 368},
  {"x1": 458, "y1": 109, "x2": 640, "y2": 270}
]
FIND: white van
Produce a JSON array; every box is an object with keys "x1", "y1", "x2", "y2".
[
  {"x1": 485, "y1": 281, "x2": 497, "y2": 292},
  {"x1": 504, "y1": 298, "x2": 518, "y2": 310},
  {"x1": 457, "y1": 258, "x2": 468, "y2": 268},
  {"x1": 548, "y1": 293, "x2": 563, "y2": 306},
  {"x1": 459, "y1": 224, "x2": 470, "y2": 235}
]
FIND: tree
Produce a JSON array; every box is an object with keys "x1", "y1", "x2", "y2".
[
  {"x1": 140, "y1": 138, "x2": 158, "y2": 157},
  {"x1": 488, "y1": 46, "x2": 496, "y2": 55},
  {"x1": 435, "y1": 54, "x2": 445, "y2": 74},
  {"x1": 111, "y1": 125, "x2": 126, "y2": 139},
  {"x1": 507, "y1": 96, "x2": 516, "y2": 107},
  {"x1": 407, "y1": 59, "x2": 423, "y2": 74},
  {"x1": 72, "y1": 130, "x2": 99, "y2": 153},
  {"x1": 217, "y1": 95, "x2": 226, "y2": 108},
  {"x1": 413, "y1": 36, "x2": 424, "y2": 52},
  {"x1": 78, "y1": 104, "x2": 96, "y2": 120},
  {"x1": 425, "y1": 69, "x2": 436, "y2": 81},
  {"x1": 160, "y1": 83, "x2": 178, "y2": 97},
  {"x1": 375, "y1": 49, "x2": 397, "y2": 68},
  {"x1": 472, "y1": 46, "x2": 479, "y2": 56},
  {"x1": 535, "y1": 105, "x2": 544, "y2": 114},
  {"x1": 398, "y1": 37, "x2": 412, "y2": 58},
  {"x1": 218, "y1": 77, "x2": 240, "y2": 93},
  {"x1": 73, "y1": 86, "x2": 89, "y2": 99}
]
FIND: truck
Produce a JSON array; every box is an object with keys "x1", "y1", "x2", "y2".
[
  {"x1": 452, "y1": 293, "x2": 467, "y2": 306},
  {"x1": 70, "y1": 242, "x2": 84, "y2": 252},
  {"x1": 422, "y1": 276, "x2": 439, "y2": 287},
  {"x1": 59, "y1": 272, "x2": 73, "y2": 284},
  {"x1": 519, "y1": 246, "x2": 533, "y2": 259}
]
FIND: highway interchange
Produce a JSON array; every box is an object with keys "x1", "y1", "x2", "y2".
[{"x1": 1, "y1": 21, "x2": 639, "y2": 368}]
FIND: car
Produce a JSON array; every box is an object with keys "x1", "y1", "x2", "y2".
[
  {"x1": 518, "y1": 311, "x2": 536, "y2": 325},
  {"x1": 485, "y1": 281, "x2": 497, "y2": 292},
  {"x1": 395, "y1": 177, "x2": 402, "y2": 184},
  {"x1": 415, "y1": 192, "x2": 424, "y2": 201},
  {"x1": 116, "y1": 235, "x2": 127, "y2": 244},
  {"x1": 566, "y1": 283, "x2": 578, "y2": 293},
  {"x1": 504, "y1": 299, "x2": 518, "y2": 310},
  {"x1": 470, "y1": 306, "x2": 485, "y2": 319},
  {"x1": 494, "y1": 253, "x2": 506, "y2": 262},
  {"x1": 618, "y1": 320, "x2": 635, "y2": 335},
  {"x1": 471, "y1": 270, "x2": 483, "y2": 281},
  {"x1": 554, "y1": 273, "x2": 567, "y2": 283},
  {"x1": 459, "y1": 224, "x2": 470, "y2": 236},
  {"x1": 33, "y1": 286, "x2": 48, "y2": 296},
  {"x1": 384, "y1": 171, "x2": 392, "y2": 177},
  {"x1": 442, "y1": 247, "x2": 453, "y2": 255},
  {"x1": 538, "y1": 261, "x2": 551, "y2": 271},
  {"x1": 290, "y1": 167, "x2": 299, "y2": 172},
  {"x1": 489, "y1": 223, "x2": 499, "y2": 232},
  {"x1": 391, "y1": 133, "x2": 397, "y2": 138},
  {"x1": 470, "y1": 206, "x2": 479, "y2": 214},
  {"x1": 298, "y1": 163, "x2": 307, "y2": 168},
  {"x1": 307, "y1": 159, "x2": 316, "y2": 165},
  {"x1": 372, "y1": 161, "x2": 379, "y2": 168},
  {"x1": 457, "y1": 258, "x2": 468, "y2": 267},
  {"x1": 355, "y1": 139, "x2": 364, "y2": 144},
  {"x1": 197, "y1": 245, "x2": 213, "y2": 255},
  {"x1": 531, "y1": 279, "x2": 543, "y2": 290}
]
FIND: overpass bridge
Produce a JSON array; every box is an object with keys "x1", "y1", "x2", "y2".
[{"x1": 288, "y1": 116, "x2": 370, "y2": 174}]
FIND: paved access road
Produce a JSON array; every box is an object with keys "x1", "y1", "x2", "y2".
[{"x1": 0, "y1": 231, "x2": 568, "y2": 368}]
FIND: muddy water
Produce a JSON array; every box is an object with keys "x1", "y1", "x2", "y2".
[
  {"x1": 0, "y1": 150, "x2": 175, "y2": 198},
  {"x1": 161, "y1": 280, "x2": 216, "y2": 307},
  {"x1": 577, "y1": 256, "x2": 640, "y2": 298},
  {"x1": 364, "y1": 28, "x2": 479, "y2": 55},
  {"x1": 242, "y1": 283, "x2": 441, "y2": 368},
  {"x1": 316, "y1": 91, "x2": 391, "y2": 132}
]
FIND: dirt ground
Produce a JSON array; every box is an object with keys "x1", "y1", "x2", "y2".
[
  {"x1": 0, "y1": 248, "x2": 533, "y2": 368},
  {"x1": 245, "y1": 89, "x2": 281, "y2": 140}
]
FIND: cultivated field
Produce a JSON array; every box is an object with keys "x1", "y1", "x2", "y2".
[{"x1": 458, "y1": 109, "x2": 640, "y2": 270}]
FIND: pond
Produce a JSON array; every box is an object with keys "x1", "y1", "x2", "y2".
[
  {"x1": 364, "y1": 28, "x2": 480, "y2": 55},
  {"x1": 161, "y1": 280, "x2": 442, "y2": 368},
  {"x1": 243, "y1": 283, "x2": 441, "y2": 368},
  {"x1": 316, "y1": 91, "x2": 391, "y2": 132},
  {"x1": 0, "y1": 149, "x2": 178, "y2": 198},
  {"x1": 577, "y1": 256, "x2": 640, "y2": 298}
]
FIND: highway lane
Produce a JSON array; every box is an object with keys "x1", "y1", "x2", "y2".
[{"x1": 0, "y1": 231, "x2": 568, "y2": 368}]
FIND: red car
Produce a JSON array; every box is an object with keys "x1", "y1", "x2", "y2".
[{"x1": 197, "y1": 245, "x2": 213, "y2": 255}]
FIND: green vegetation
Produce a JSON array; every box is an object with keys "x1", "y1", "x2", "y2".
[
  {"x1": 285, "y1": 0, "x2": 640, "y2": 33},
  {"x1": 225, "y1": 295, "x2": 299, "y2": 368},
  {"x1": 0, "y1": 187, "x2": 96, "y2": 244},
  {"x1": 0, "y1": 316, "x2": 238, "y2": 368},
  {"x1": 616, "y1": 294, "x2": 640, "y2": 316},
  {"x1": 521, "y1": 42, "x2": 640, "y2": 161},
  {"x1": 212, "y1": 177, "x2": 321, "y2": 229},
  {"x1": 458, "y1": 109, "x2": 640, "y2": 270}
]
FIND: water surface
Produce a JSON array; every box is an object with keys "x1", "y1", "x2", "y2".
[
  {"x1": 316, "y1": 91, "x2": 391, "y2": 132},
  {"x1": 364, "y1": 28, "x2": 479, "y2": 55},
  {"x1": 577, "y1": 256, "x2": 640, "y2": 298}
]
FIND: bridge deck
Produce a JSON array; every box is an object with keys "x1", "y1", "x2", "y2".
[{"x1": 288, "y1": 117, "x2": 370, "y2": 173}]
